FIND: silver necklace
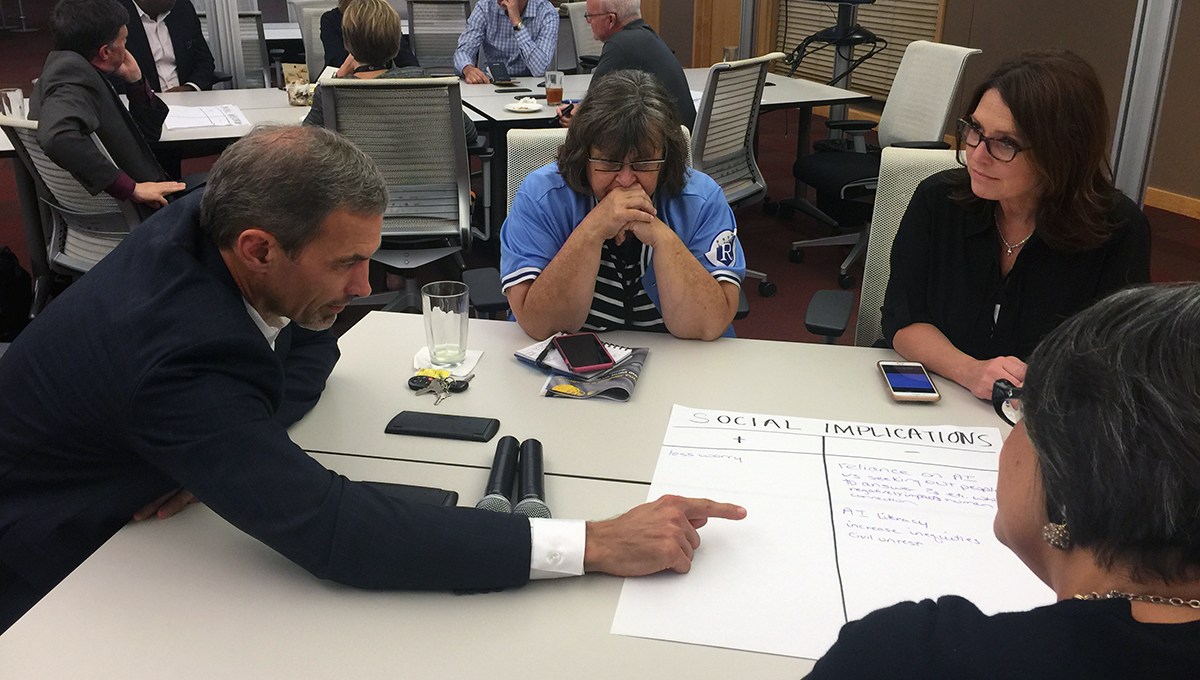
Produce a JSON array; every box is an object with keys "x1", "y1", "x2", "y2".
[
  {"x1": 1075, "y1": 589, "x2": 1200, "y2": 609},
  {"x1": 995, "y1": 216, "x2": 1034, "y2": 256}
]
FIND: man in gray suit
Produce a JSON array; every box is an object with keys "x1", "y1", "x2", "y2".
[{"x1": 30, "y1": 0, "x2": 185, "y2": 208}]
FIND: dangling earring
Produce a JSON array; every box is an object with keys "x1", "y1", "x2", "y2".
[{"x1": 1042, "y1": 521, "x2": 1071, "y2": 550}]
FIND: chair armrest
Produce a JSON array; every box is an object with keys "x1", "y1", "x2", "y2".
[
  {"x1": 825, "y1": 119, "x2": 877, "y2": 133},
  {"x1": 463, "y1": 267, "x2": 509, "y2": 316},
  {"x1": 804, "y1": 289, "x2": 854, "y2": 340},
  {"x1": 735, "y1": 286, "x2": 749, "y2": 320},
  {"x1": 890, "y1": 141, "x2": 952, "y2": 150},
  {"x1": 212, "y1": 70, "x2": 234, "y2": 86}
]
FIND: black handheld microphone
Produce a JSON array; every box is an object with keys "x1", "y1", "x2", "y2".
[
  {"x1": 513, "y1": 438, "x2": 551, "y2": 518},
  {"x1": 475, "y1": 435, "x2": 519, "y2": 513}
]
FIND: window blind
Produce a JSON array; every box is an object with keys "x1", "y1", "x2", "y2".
[{"x1": 774, "y1": 0, "x2": 942, "y2": 100}]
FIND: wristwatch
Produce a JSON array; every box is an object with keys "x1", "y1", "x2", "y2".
[{"x1": 513, "y1": 19, "x2": 524, "y2": 31}]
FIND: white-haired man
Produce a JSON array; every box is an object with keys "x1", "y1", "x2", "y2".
[{"x1": 561, "y1": 0, "x2": 695, "y2": 129}]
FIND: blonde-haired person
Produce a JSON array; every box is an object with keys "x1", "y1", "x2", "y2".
[
  {"x1": 319, "y1": 0, "x2": 417, "y2": 74},
  {"x1": 304, "y1": 0, "x2": 477, "y2": 144}
]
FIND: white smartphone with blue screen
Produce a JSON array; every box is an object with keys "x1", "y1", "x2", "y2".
[{"x1": 878, "y1": 361, "x2": 941, "y2": 402}]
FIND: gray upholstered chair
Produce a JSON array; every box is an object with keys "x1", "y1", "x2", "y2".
[
  {"x1": 0, "y1": 115, "x2": 142, "y2": 314},
  {"x1": 406, "y1": 0, "x2": 470, "y2": 75},
  {"x1": 317, "y1": 74, "x2": 471, "y2": 311},
  {"x1": 198, "y1": 11, "x2": 271, "y2": 87},
  {"x1": 560, "y1": 2, "x2": 602, "y2": 72},
  {"x1": 691, "y1": 51, "x2": 786, "y2": 298},
  {"x1": 789, "y1": 40, "x2": 981, "y2": 289},
  {"x1": 804, "y1": 147, "x2": 960, "y2": 345},
  {"x1": 289, "y1": 0, "x2": 337, "y2": 82}
]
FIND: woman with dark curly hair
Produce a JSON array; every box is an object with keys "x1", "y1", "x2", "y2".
[
  {"x1": 881, "y1": 50, "x2": 1150, "y2": 399},
  {"x1": 500, "y1": 69, "x2": 745, "y2": 341}
]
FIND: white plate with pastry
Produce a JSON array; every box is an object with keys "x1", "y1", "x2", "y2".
[{"x1": 505, "y1": 98, "x2": 543, "y2": 113}]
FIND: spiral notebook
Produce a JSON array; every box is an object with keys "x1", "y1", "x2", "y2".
[{"x1": 514, "y1": 335, "x2": 635, "y2": 379}]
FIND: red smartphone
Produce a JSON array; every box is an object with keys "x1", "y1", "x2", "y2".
[{"x1": 552, "y1": 333, "x2": 614, "y2": 373}]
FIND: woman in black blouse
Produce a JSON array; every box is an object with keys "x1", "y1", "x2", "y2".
[
  {"x1": 809, "y1": 285, "x2": 1200, "y2": 679},
  {"x1": 881, "y1": 50, "x2": 1150, "y2": 399}
]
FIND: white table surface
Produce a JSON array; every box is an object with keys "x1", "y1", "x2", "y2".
[
  {"x1": 289, "y1": 312, "x2": 1004, "y2": 484},
  {"x1": 0, "y1": 453, "x2": 812, "y2": 679},
  {"x1": 459, "y1": 69, "x2": 869, "y2": 123},
  {"x1": 263, "y1": 21, "x2": 301, "y2": 42}
]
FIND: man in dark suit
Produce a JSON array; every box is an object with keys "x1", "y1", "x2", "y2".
[
  {"x1": 0, "y1": 124, "x2": 745, "y2": 633},
  {"x1": 118, "y1": 0, "x2": 216, "y2": 92},
  {"x1": 30, "y1": 0, "x2": 185, "y2": 207}
]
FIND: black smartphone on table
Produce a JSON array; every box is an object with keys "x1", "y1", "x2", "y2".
[
  {"x1": 486, "y1": 61, "x2": 514, "y2": 86},
  {"x1": 552, "y1": 333, "x2": 615, "y2": 373}
]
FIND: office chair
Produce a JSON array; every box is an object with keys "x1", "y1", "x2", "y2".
[
  {"x1": 788, "y1": 40, "x2": 981, "y2": 289},
  {"x1": 0, "y1": 115, "x2": 142, "y2": 315},
  {"x1": 318, "y1": 75, "x2": 473, "y2": 311},
  {"x1": 198, "y1": 11, "x2": 272, "y2": 88},
  {"x1": 407, "y1": 0, "x2": 470, "y2": 75},
  {"x1": 289, "y1": 0, "x2": 336, "y2": 81},
  {"x1": 691, "y1": 51, "x2": 786, "y2": 298},
  {"x1": 804, "y1": 147, "x2": 960, "y2": 345},
  {"x1": 560, "y1": 2, "x2": 602, "y2": 72}
]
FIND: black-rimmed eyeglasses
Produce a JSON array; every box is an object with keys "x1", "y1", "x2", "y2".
[
  {"x1": 992, "y1": 379, "x2": 1023, "y2": 426},
  {"x1": 957, "y1": 118, "x2": 1028, "y2": 163},
  {"x1": 583, "y1": 11, "x2": 615, "y2": 22},
  {"x1": 587, "y1": 156, "x2": 667, "y2": 173}
]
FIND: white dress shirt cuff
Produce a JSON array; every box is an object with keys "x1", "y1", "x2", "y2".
[{"x1": 529, "y1": 518, "x2": 585, "y2": 579}]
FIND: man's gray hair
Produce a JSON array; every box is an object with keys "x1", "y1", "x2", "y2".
[
  {"x1": 1023, "y1": 283, "x2": 1200, "y2": 583},
  {"x1": 200, "y1": 125, "x2": 388, "y2": 254},
  {"x1": 605, "y1": 0, "x2": 640, "y2": 22}
]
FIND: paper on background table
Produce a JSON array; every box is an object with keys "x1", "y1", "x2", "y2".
[
  {"x1": 165, "y1": 104, "x2": 250, "y2": 130},
  {"x1": 611, "y1": 404, "x2": 1052, "y2": 660}
]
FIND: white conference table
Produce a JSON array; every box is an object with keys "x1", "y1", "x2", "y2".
[
  {"x1": 0, "y1": 453, "x2": 810, "y2": 679},
  {"x1": 459, "y1": 68, "x2": 869, "y2": 123},
  {"x1": 289, "y1": 312, "x2": 1003, "y2": 484}
]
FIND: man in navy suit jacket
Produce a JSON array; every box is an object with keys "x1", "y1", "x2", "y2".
[
  {"x1": 0, "y1": 125, "x2": 745, "y2": 632},
  {"x1": 119, "y1": 0, "x2": 215, "y2": 92}
]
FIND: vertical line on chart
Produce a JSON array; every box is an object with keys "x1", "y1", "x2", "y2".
[{"x1": 821, "y1": 433, "x2": 849, "y2": 623}]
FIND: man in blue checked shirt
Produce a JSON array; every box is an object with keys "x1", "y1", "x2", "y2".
[{"x1": 454, "y1": 0, "x2": 558, "y2": 83}]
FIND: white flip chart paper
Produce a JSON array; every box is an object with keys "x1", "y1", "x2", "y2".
[
  {"x1": 164, "y1": 105, "x2": 250, "y2": 130},
  {"x1": 611, "y1": 405, "x2": 1052, "y2": 660}
]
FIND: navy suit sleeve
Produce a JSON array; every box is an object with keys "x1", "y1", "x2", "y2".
[
  {"x1": 273, "y1": 324, "x2": 339, "y2": 427},
  {"x1": 173, "y1": 1, "x2": 216, "y2": 90},
  {"x1": 127, "y1": 334, "x2": 533, "y2": 591}
]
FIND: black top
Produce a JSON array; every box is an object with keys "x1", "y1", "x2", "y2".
[
  {"x1": 881, "y1": 169, "x2": 1151, "y2": 359},
  {"x1": 806, "y1": 595, "x2": 1200, "y2": 679},
  {"x1": 591, "y1": 19, "x2": 696, "y2": 131},
  {"x1": 319, "y1": 7, "x2": 418, "y2": 70},
  {"x1": 117, "y1": 0, "x2": 216, "y2": 92}
]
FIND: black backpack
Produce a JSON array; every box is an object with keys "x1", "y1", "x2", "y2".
[{"x1": 0, "y1": 246, "x2": 32, "y2": 342}]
